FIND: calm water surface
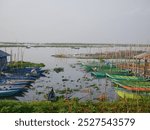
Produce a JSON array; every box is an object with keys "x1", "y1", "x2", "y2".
[{"x1": 1, "y1": 47, "x2": 123, "y2": 101}]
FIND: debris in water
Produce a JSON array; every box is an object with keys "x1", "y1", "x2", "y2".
[
  {"x1": 62, "y1": 78, "x2": 69, "y2": 81},
  {"x1": 54, "y1": 67, "x2": 64, "y2": 73}
]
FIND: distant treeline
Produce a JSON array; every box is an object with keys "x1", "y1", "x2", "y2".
[{"x1": 0, "y1": 42, "x2": 150, "y2": 48}]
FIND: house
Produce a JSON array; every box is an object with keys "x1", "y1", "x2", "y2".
[
  {"x1": 134, "y1": 52, "x2": 150, "y2": 77},
  {"x1": 0, "y1": 50, "x2": 10, "y2": 71},
  {"x1": 134, "y1": 52, "x2": 150, "y2": 60}
]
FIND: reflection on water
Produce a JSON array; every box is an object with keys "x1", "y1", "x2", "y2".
[{"x1": 2, "y1": 47, "x2": 142, "y2": 101}]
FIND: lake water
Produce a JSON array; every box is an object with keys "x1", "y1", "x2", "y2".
[{"x1": 2, "y1": 46, "x2": 146, "y2": 102}]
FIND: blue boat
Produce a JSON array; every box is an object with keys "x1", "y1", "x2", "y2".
[
  {"x1": 1, "y1": 84, "x2": 27, "y2": 91},
  {"x1": 0, "y1": 79, "x2": 31, "y2": 86},
  {"x1": 0, "y1": 89, "x2": 20, "y2": 97},
  {"x1": 1, "y1": 74, "x2": 37, "y2": 81}
]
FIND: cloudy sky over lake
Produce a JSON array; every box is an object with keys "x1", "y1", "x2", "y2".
[{"x1": 0, "y1": 0, "x2": 150, "y2": 43}]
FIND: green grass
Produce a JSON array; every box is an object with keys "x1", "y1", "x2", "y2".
[{"x1": 0, "y1": 98, "x2": 150, "y2": 113}]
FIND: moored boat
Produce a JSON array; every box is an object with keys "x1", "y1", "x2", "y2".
[
  {"x1": 0, "y1": 80, "x2": 31, "y2": 86},
  {"x1": 0, "y1": 89, "x2": 20, "y2": 97},
  {"x1": 112, "y1": 79, "x2": 150, "y2": 92},
  {"x1": 106, "y1": 73, "x2": 145, "y2": 81},
  {"x1": 91, "y1": 72, "x2": 106, "y2": 78},
  {"x1": 114, "y1": 87, "x2": 142, "y2": 99}
]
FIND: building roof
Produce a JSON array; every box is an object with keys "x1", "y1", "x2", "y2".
[
  {"x1": 0, "y1": 50, "x2": 10, "y2": 58},
  {"x1": 134, "y1": 52, "x2": 150, "y2": 59}
]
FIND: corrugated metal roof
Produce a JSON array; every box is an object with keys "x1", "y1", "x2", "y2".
[
  {"x1": 0, "y1": 50, "x2": 10, "y2": 57},
  {"x1": 134, "y1": 52, "x2": 150, "y2": 59}
]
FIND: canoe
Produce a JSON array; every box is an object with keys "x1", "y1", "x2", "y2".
[
  {"x1": 115, "y1": 87, "x2": 150, "y2": 99},
  {"x1": 1, "y1": 73, "x2": 37, "y2": 80},
  {"x1": 91, "y1": 72, "x2": 106, "y2": 78},
  {"x1": 112, "y1": 79, "x2": 150, "y2": 92},
  {"x1": 115, "y1": 88, "x2": 142, "y2": 99},
  {"x1": 91, "y1": 70, "x2": 131, "y2": 78},
  {"x1": 0, "y1": 89, "x2": 20, "y2": 97},
  {"x1": 0, "y1": 79, "x2": 31, "y2": 85},
  {"x1": 83, "y1": 64, "x2": 115, "y2": 72},
  {"x1": 106, "y1": 73, "x2": 145, "y2": 81},
  {"x1": 1, "y1": 84, "x2": 27, "y2": 91},
  {"x1": 7, "y1": 79, "x2": 34, "y2": 83}
]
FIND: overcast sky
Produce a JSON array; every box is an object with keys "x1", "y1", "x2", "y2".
[{"x1": 0, "y1": 0, "x2": 150, "y2": 43}]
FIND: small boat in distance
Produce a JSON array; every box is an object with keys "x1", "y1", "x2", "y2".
[
  {"x1": 26, "y1": 45, "x2": 31, "y2": 49},
  {"x1": 71, "y1": 47, "x2": 80, "y2": 49}
]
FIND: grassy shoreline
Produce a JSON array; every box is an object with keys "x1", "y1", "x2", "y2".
[{"x1": 0, "y1": 98, "x2": 150, "y2": 113}]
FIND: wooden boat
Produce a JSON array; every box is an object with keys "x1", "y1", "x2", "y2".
[
  {"x1": 71, "y1": 47, "x2": 80, "y2": 49},
  {"x1": 112, "y1": 79, "x2": 150, "y2": 92},
  {"x1": 7, "y1": 79, "x2": 34, "y2": 83},
  {"x1": 106, "y1": 73, "x2": 145, "y2": 81},
  {"x1": 1, "y1": 80, "x2": 31, "y2": 85},
  {"x1": 0, "y1": 89, "x2": 20, "y2": 97},
  {"x1": 0, "y1": 84, "x2": 27, "y2": 91},
  {"x1": 115, "y1": 87, "x2": 150, "y2": 99},
  {"x1": 1, "y1": 75, "x2": 36, "y2": 81},
  {"x1": 26, "y1": 45, "x2": 31, "y2": 49},
  {"x1": 91, "y1": 70, "x2": 131, "y2": 78},
  {"x1": 82, "y1": 63, "x2": 131, "y2": 77},
  {"x1": 115, "y1": 87, "x2": 142, "y2": 99},
  {"x1": 91, "y1": 72, "x2": 106, "y2": 78}
]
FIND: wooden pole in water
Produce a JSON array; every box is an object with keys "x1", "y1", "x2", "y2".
[
  {"x1": 138, "y1": 59, "x2": 141, "y2": 76},
  {"x1": 14, "y1": 53, "x2": 16, "y2": 62},
  {"x1": 144, "y1": 59, "x2": 148, "y2": 77},
  {"x1": 17, "y1": 47, "x2": 19, "y2": 62},
  {"x1": 10, "y1": 49, "x2": 13, "y2": 63}
]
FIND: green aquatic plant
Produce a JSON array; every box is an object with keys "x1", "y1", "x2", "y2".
[
  {"x1": 53, "y1": 67, "x2": 64, "y2": 73},
  {"x1": 55, "y1": 88, "x2": 73, "y2": 94},
  {"x1": 0, "y1": 97, "x2": 150, "y2": 113},
  {"x1": 90, "y1": 84, "x2": 99, "y2": 90},
  {"x1": 8, "y1": 61, "x2": 45, "y2": 68}
]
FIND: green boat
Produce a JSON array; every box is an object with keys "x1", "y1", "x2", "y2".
[
  {"x1": 115, "y1": 87, "x2": 142, "y2": 99},
  {"x1": 115, "y1": 87, "x2": 150, "y2": 99},
  {"x1": 91, "y1": 70, "x2": 131, "y2": 78},
  {"x1": 112, "y1": 79, "x2": 150, "y2": 92},
  {"x1": 82, "y1": 63, "x2": 116, "y2": 72},
  {"x1": 106, "y1": 73, "x2": 145, "y2": 81},
  {"x1": 83, "y1": 63, "x2": 131, "y2": 77},
  {"x1": 91, "y1": 72, "x2": 106, "y2": 78}
]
